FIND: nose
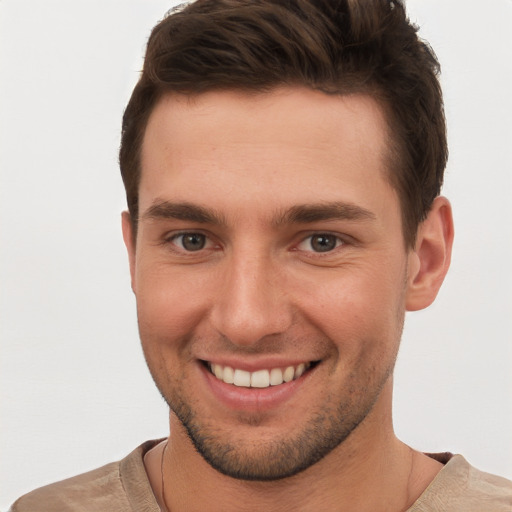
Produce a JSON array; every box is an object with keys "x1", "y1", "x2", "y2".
[{"x1": 209, "y1": 252, "x2": 293, "y2": 347}]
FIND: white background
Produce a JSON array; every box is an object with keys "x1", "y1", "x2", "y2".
[{"x1": 1, "y1": 0, "x2": 511, "y2": 508}]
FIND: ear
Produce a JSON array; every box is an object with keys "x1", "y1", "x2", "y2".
[
  {"x1": 406, "y1": 196, "x2": 454, "y2": 311},
  {"x1": 121, "y1": 211, "x2": 137, "y2": 293}
]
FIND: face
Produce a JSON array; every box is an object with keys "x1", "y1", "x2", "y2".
[{"x1": 125, "y1": 88, "x2": 416, "y2": 480}]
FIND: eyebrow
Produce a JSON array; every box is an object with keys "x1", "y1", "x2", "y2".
[
  {"x1": 141, "y1": 201, "x2": 227, "y2": 225},
  {"x1": 141, "y1": 200, "x2": 376, "y2": 226},
  {"x1": 272, "y1": 202, "x2": 376, "y2": 226}
]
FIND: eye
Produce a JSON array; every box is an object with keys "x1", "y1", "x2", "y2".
[
  {"x1": 297, "y1": 233, "x2": 343, "y2": 253},
  {"x1": 171, "y1": 232, "x2": 209, "y2": 251}
]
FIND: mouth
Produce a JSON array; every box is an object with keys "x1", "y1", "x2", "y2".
[{"x1": 204, "y1": 361, "x2": 318, "y2": 389}]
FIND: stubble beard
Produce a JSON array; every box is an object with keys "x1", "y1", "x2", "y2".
[
  {"x1": 157, "y1": 359, "x2": 396, "y2": 482},
  {"x1": 144, "y1": 284, "x2": 406, "y2": 482}
]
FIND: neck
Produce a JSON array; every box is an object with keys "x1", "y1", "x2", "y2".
[{"x1": 155, "y1": 384, "x2": 442, "y2": 512}]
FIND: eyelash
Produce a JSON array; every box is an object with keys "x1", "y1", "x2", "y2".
[
  {"x1": 296, "y1": 233, "x2": 345, "y2": 253},
  {"x1": 164, "y1": 231, "x2": 347, "y2": 255},
  {"x1": 165, "y1": 231, "x2": 217, "y2": 252}
]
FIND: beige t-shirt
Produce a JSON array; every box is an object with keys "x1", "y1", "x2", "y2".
[{"x1": 10, "y1": 440, "x2": 512, "y2": 511}]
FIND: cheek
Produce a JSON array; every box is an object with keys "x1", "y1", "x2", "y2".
[
  {"x1": 135, "y1": 274, "x2": 204, "y2": 391},
  {"x1": 135, "y1": 267, "x2": 211, "y2": 347},
  {"x1": 295, "y1": 263, "x2": 406, "y2": 356}
]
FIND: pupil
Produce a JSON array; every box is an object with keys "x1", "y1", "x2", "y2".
[
  {"x1": 311, "y1": 235, "x2": 336, "y2": 252},
  {"x1": 183, "y1": 233, "x2": 206, "y2": 251}
]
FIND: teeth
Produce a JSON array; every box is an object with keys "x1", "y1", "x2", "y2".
[
  {"x1": 233, "y1": 369, "x2": 251, "y2": 387},
  {"x1": 269, "y1": 367, "x2": 284, "y2": 386},
  {"x1": 251, "y1": 369, "x2": 270, "y2": 388},
  {"x1": 295, "y1": 363, "x2": 306, "y2": 378},
  {"x1": 213, "y1": 364, "x2": 224, "y2": 380},
  {"x1": 209, "y1": 362, "x2": 312, "y2": 388},
  {"x1": 223, "y1": 366, "x2": 234, "y2": 384},
  {"x1": 283, "y1": 366, "x2": 295, "y2": 383}
]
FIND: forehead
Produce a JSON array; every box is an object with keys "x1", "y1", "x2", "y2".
[
  {"x1": 139, "y1": 87, "x2": 395, "y2": 218},
  {"x1": 142, "y1": 87, "x2": 390, "y2": 159}
]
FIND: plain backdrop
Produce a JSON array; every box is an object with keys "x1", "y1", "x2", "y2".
[{"x1": 1, "y1": 0, "x2": 511, "y2": 508}]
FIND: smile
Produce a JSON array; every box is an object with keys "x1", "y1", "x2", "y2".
[{"x1": 206, "y1": 362, "x2": 313, "y2": 388}]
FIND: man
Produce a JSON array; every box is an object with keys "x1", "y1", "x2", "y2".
[{"x1": 10, "y1": 0, "x2": 512, "y2": 510}]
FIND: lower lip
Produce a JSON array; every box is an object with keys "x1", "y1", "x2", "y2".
[{"x1": 200, "y1": 363, "x2": 313, "y2": 412}]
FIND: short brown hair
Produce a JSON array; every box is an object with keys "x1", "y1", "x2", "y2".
[{"x1": 120, "y1": 0, "x2": 447, "y2": 246}]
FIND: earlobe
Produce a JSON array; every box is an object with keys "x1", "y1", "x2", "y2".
[
  {"x1": 406, "y1": 196, "x2": 454, "y2": 311},
  {"x1": 121, "y1": 211, "x2": 137, "y2": 293}
]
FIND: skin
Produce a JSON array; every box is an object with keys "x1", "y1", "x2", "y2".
[{"x1": 122, "y1": 87, "x2": 454, "y2": 511}]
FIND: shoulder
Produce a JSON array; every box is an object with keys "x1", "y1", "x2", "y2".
[
  {"x1": 9, "y1": 460, "x2": 126, "y2": 512},
  {"x1": 9, "y1": 440, "x2": 162, "y2": 512},
  {"x1": 463, "y1": 459, "x2": 512, "y2": 507},
  {"x1": 410, "y1": 454, "x2": 512, "y2": 511}
]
